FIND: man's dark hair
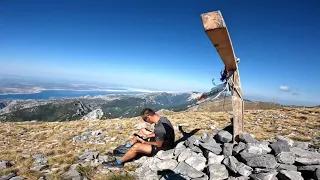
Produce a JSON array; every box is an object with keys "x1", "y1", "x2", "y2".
[{"x1": 141, "y1": 108, "x2": 155, "y2": 119}]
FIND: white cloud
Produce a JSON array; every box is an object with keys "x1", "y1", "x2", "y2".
[{"x1": 279, "y1": 86, "x2": 290, "y2": 92}]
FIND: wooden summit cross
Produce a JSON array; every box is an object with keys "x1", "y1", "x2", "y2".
[{"x1": 200, "y1": 10, "x2": 244, "y2": 142}]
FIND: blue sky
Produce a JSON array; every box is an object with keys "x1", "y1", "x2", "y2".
[{"x1": 0, "y1": 0, "x2": 319, "y2": 106}]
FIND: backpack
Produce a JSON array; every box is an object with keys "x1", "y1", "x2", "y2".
[{"x1": 113, "y1": 145, "x2": 130, "y2": 157}]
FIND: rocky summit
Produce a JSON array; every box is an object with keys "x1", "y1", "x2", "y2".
[{"x1": 130, "y1": 131, "x2": 320, "y2": 180}]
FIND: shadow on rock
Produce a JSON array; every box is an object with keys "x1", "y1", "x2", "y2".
[
  {"x1": 158, "y1": 170, "x2": 187, "y2": 180},
  {"x1": 174, "y1": 126, "x2": 200, "y2": 146}
]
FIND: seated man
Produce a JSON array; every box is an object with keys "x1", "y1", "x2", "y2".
[{"x1": 103, "y1": 108, "x2": 175, "y2": 168}]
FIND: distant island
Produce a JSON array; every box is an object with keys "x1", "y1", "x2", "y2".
[
  {"x1": 0, "y1": 75, "x2": 159, "y2": 96},
  {"x1": 0, "y1": 77, "x2": 129, "y2": 95}
]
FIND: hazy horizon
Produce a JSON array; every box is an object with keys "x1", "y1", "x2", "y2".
[{"x1": 0, "y1": 74, "x2": 318, "y2": 107}]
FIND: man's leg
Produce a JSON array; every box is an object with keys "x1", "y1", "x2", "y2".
[
  {"x1": 128, "y1": 137, "x2": 138, "y2": 146},
  {"x1": 103, "y1": 143, "x2": 152, "y2": 168},
  {"x1": 120, "y1": 143, "x2": 152, "y2": 163}
]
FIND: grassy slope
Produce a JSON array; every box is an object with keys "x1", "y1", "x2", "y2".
[
  {"x1": 187, "y1": 97, "x2": 282, "y2": 112},
  {"x1": 0, "y1": 106, "x2": 319, "y2": 179}
]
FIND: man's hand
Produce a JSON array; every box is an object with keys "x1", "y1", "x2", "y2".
[
  {"x1": 135, "y1": 136, "x2": 146, "y2": 144},
  {"x1": 137, "y1": 128, "x2": 155, "y2": 139},
  {"x1": 141, "y1": 134, "x2": 148, "y2": 139},
  {"x1": 131, "y1": 136, "x2": 138, "y2": 144}
]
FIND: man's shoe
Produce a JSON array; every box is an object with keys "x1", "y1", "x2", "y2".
[{"x1": 102, "y1": 160, "x2": 124, "y2": 169}]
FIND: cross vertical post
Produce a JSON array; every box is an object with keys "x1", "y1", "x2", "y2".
[{"x1": 200, "y1": 10, "x2": 244, "y2": 142}]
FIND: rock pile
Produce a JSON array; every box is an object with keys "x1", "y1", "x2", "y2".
[
  {"x1": 0, "y1": 173, "x2": 24, "y2": 180},
  {"x1": 0, "y1": 160, "x2": 12, "y2": 171},
  {"x1": 72, "y1": 129, "x2": 106, "y2": 144},
  {"x1": 60, "y1": 149, "x2": 110, "y2": 180},
  {"x1": 134, "y1": 130, "x2": 320, "y2": 180},
  {"x1": 81, "y1": 108, "x2": 104, "y2": 120}
]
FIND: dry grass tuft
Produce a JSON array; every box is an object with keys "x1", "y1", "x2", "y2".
[
  {"x1": 76, "y1": 165, "x2": 96, "y2": 178},
  {"x1": 48, "y1": 154, "x2": 77, "y2": 166},
  {"x1": 103, "y1": 172, "x2": 136, "y2": 180},
  {"x1": 17, "y1": 168, "x2": 41, "y2": 180},
  {"x1": 0, "y1": 167, "x2": 18, "y2": 176}
]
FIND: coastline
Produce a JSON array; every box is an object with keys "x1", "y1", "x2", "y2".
[
  {"x1": 0, "y1": 89, "x2": 146, "y2": 100},
  {"x1": 0, "y1": 88, "x2": 148, "y2": 96},
  {"x1": 0, "y1": 87, "x2": 185, "y2": 96}
]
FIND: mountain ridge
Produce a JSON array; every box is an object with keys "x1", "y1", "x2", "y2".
[
  {"x1": 1, "y1": 92, "x2": 317, "y2": 122},
  {"x1": 0, "y1": 92, "x2": 199, "y2": 122}
]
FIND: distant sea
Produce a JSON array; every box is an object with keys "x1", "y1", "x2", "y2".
[{"x1": 0, "y1": 90, "x2": 144, "y2": 100}]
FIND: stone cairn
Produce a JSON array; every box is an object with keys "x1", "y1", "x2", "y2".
[{"x1": 133, "y1": 130, "x2": 320, "y2": 180}]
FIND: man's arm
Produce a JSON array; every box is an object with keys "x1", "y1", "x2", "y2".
[
  {"x1": 136, "y1": 136, "x2": 163, "y2": 147},
  {"x1": 143, "y1": 140, "x2": 163, "y2": 147},
  {"x1": 147, "y1": 128, "x2": 165, "y2": 147}
]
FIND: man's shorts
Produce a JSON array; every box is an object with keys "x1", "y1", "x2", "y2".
[{"x1": 150, "y1": 145, "x2": 173, "y2": 156}]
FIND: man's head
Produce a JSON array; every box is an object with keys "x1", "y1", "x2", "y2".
[{"x1": 140, "y1": 108, "x2": 159, "y2": 124}]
